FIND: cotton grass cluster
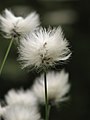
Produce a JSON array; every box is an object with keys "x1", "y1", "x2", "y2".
[{"x1": 0, "y1": 7, "x2": 72, "y2": 120}]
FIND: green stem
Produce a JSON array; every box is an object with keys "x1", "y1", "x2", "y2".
[
  {"x1": 47, "y1": 105, "x2": 51, "y2": 119},
  {"x1": 44, "y1": 71, "x2": 48, "y2": 120},
  {"x1": 0, "y1": 38, "x2": 13, "y2": 75}
]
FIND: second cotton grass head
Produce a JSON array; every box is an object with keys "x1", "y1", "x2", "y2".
[{"x1": 18, "y1": 27, "x2": 71, "y2": 71}]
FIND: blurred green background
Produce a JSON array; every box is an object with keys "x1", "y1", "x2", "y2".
[{"x1": 0, "y1": 0, "x2": 90, "y2": 120}]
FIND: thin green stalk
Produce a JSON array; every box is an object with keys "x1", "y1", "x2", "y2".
[
  {"x1": 44, "y1": 71, "x2": 48, "y2": 120},
  {"x1": 47, "y1": 105, "x2": 51, "y2": 119},
  {"x1": 0, "y1": 38, "x2": 14, "y2": 75}
]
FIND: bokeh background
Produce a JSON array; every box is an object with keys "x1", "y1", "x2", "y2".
[{"x1": 0, "y1": 0, "x2": 90, "y2": 120}]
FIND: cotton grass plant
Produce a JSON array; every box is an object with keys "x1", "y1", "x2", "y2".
[
  {"x1": 0, "y1": 8, "x2": 71, "y2": 120},
  {"x1": 0, "y1": 9, "x2": 40, "y2": 74}
]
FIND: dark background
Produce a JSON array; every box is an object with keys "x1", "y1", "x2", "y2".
[{"x1": 0, "y1": 0, "x2": 90, "y2": 120}]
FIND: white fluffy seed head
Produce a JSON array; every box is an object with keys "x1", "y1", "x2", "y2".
[
  {"x1": 5, "y1": 89, "x2": 37, "y2": 106},
  {"x1": 0, "y1": 104, "x2": 6, "y2": 116},
  {"x1": 32, "y1": 69, "x2": 70, "y2": 105},
  {"x1": 0, "y1": 9, "x2": 40, "y2": 38},
  {"x1": 2, "y1": 104, "x2": 41, "y2": 120},
  {"x1": 18, "y1": 27, "x2": 71, "y2": 70}
]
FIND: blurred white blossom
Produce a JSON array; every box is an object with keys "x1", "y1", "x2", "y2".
[
  {"x1": 2, "y1": 104, "x2": 41, "y2": 120},
  {"x1": 0, "y1": 104, "x2": 6, "y2": 116},
  {"x1": 5, "y1": 89, "x2": 37, "y2": 106},
  {"x1": 18, "y1": 27, "x2": 71, "y2": 70},
  {"x1": 0, "y1": 9, "x2": 40, "y2": 38},
  {"x1": 32, "y1": 70, "x2": 70, "y2": 105}
]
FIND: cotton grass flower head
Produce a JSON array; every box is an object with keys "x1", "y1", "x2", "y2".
[
  {"x1": 5, "y1": 89, "x2": 37, "y2": 106},
  {"x1": 2, "y1": 104, "x2": 41, "y2": 120},
  {"x1": 0, "y1": 104, "x2": 6, "y2": 116},
  {"x1": 0, "y1": 9, "x2": 40, "y2": 39},
  {"x1": 32, "y1": 69, "x2": 70, "y2": 105},
  {"x1": 18, "y1": 27, "x2": 71, "y2": 71}
]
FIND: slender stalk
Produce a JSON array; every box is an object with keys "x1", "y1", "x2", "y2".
[
  {"x1": 47, "y1": 105, "x2": 51, "y2": 119},
  {"x1": 0, "y1": 38, "x2": 14, "y2": 75},
  {"x1": 44, "y1": 71, "x2": 48, "y2": 120}
]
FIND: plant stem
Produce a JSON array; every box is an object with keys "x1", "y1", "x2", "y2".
[
  {"x1": 47, "y1": 105, "x2": 51, "y2": 119},
  {"x1": 44, "y1": 71, "x2": 48, "y2": 120},
  {"x1": 0, "y1": 38, "x2": 14, "y2": 75}
]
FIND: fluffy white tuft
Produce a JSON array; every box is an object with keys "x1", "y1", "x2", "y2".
[
  {"x1": 2, "y1": 104, "x2": 41, "y2": 120},
  {"x1": 0, "y1": 104, "x2": 6, "y2": 116},
  {"x1": 32, "y1": 69, "x2": 70, "y2": 104},
  {"x1": 0, "y1": 9, "x2": 40, "y2": 38},
  {"x1": 18, "y1": 27, "x2": 71, "y2": 70},
  {"x1": 5, "y1": 89, "x2": 37, "y2": 106}
]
